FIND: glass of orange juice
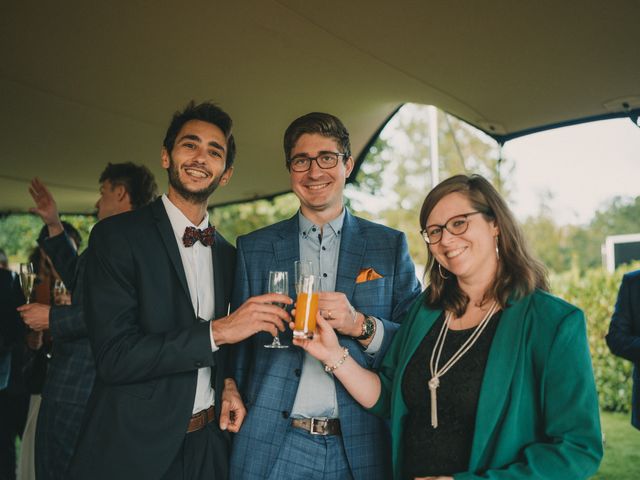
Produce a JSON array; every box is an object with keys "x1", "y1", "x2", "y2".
[{"x1": 293, "y1": 274, "x2": 319, "y2": 339}]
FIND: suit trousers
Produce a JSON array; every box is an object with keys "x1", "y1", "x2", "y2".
[
  {"x1": 161, "y1": 422, "x2": 230, "y2": 480},
  {"x1": 266, "y1": 427, "x2": 354, "y2": 480},
  {"x1": 35, "y1": 399, "x2": 85, "y2": 480}
]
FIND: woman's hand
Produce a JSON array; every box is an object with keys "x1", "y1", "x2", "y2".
[{"x1": 291, "y1": 312, "x2": 344, "y2": 365}]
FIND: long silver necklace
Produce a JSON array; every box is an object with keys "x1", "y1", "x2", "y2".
[{"x1": 428, "y1": 302, "x2": 497, "y2": 428}]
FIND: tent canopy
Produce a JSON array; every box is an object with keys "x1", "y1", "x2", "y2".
[{"x1": 1, "y1": 0, "x2": 638, "y2": 213}]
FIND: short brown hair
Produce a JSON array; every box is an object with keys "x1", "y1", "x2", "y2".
[
  {"x1": 419, "y1": 174, "x2": 548, "y2": 316},
  {"x1": 99, "y1": 162, "x2": 158, "y2": 210},
  {"x1": 283, "y1": 112, "x2": 351, "y2": 168}
]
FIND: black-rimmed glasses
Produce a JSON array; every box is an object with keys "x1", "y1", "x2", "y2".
[
  {"x1": 288, "y1": 151, "x2": 345, "y2": 172},
  {"x1": 421, "y1": 211, "x2": 483, "y2": 244}
]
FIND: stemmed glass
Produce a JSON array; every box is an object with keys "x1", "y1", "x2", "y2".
[
  {"x1": 19, "y1": 262, "x2": 36, "y2": 304},
  {"x1": 264, "y1": 271, "x2": 289, "y2": 349}
]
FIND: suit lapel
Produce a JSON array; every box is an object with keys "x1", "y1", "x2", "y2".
[
  {"x1": 468, "y1": 295, "x2": 531, "y2": 469},
  {"x1": 271, "y1": 215, "x2": 300, "y2": 344},
  {"x1": 336, "y1": 210, "x2": 366, "y2": 299},
  {"x1": 151, "y1": 199, "x2": 191, "y2": 303},
  {"x1": 273, "y1": 215, "x2": 300, "y2": 296},
  {"x1": 212, "y1": 232, "x2": 228, "y2": 319}
]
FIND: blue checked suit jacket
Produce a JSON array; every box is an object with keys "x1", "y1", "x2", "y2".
[
  {"x1": 40, "y1": 233, "x2": 95, "y2": 407},
  {"x1": 229, "y1": 210, "x2": 421, "y2": 480}
]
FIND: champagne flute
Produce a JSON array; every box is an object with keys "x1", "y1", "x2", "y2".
[
  {"x1": 294, "y1": 260, "x2": 314, "y2": 294},
  {"x1": 265, "y1": 270, "x2": 289, "y2": 349},
  {"x1": 19, "y1": 262, "x2": 36, "y2": 304}
]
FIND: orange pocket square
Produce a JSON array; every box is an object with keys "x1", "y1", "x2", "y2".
[{"x1": 356, "y1": 267, "x2": 383, "y2": 284}]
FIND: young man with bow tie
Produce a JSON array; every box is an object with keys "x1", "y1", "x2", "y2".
[
  {"x1": 70, "y1": 102, "x2": 291, "y2": 480},
  {"x1": 229, "y1": 112, "x2": 422, "y2": 479}
]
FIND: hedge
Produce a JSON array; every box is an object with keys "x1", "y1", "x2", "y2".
[{"x1": 551, "y1": 262, "x2": 639, "y2": 413}]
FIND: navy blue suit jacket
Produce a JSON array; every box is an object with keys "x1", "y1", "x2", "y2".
[
  {"x1": 0, "y1": 268, "x2": 26, "y2": 391},
  {"x1": 229, "y1": 211, "x2": 421, "y2": 479},
  {"x1": 70, "y1": 198, "x2": 236, "y2": 480},
  {"x1": 606, "y1": 269, "x2": 640, "y2": 429}
]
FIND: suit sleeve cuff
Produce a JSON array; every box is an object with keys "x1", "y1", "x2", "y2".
[{"x1": 363, "y1": 318, "x2": 384, "y2": 355}]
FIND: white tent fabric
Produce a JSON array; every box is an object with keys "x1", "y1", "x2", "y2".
[{"x1": 1, "y1": 0, "x2": 638, "y2": 212}]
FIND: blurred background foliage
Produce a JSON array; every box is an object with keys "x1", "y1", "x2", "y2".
[{"x1": 552, "y1": 262, "x2": 638, "y2": 413}]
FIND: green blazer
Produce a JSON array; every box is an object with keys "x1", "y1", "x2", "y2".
[{"x1": 369, "y1": 289, "x2": 603, "y2": 479}]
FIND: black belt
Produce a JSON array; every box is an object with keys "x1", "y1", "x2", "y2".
[{"x1": 291, "y1": 417, "x2": 341, "y2": 436}]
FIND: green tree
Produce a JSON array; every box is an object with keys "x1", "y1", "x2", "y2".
[
  {"x1": 0, "y1": 214, "x2": 94, "y2": 264},
  {"x1": 210, "y1": 193, "x2": 299, "y2": 246},
  {"x1": 347, "y1": 103, "x2": 511, "y2": 270},
  {"x1": 524, "y1": 194, "x2": 640, "y2": 274}
]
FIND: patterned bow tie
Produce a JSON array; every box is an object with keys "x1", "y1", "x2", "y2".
[{"x1": 182, "y1": 226, "x2": 215, "y2": 247}]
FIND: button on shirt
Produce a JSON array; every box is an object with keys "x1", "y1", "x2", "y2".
[
  {"x1": 291, "y1": 209, "x2": 384, "y2": 419},
  {"x1": 161, "y1": 194, "x2": 217, "y2": 414}
]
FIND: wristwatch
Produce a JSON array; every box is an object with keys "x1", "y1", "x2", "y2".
[{"x1": 356, "y1": 315, "x2": 376, "y2": 340}]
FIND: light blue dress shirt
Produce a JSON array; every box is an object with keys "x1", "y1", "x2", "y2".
[{"x1": 291, "y1": 209, "x2": 384, "y2": 419}]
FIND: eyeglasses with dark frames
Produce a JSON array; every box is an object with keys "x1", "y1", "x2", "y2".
[
  {"x1": 288, "y1": 151, "x2": 346, "y2": 172},
  {"x1": 420, "y1": 211, "x2": 483, "y2": 244}
]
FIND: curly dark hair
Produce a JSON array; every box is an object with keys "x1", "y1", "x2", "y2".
[{"x1": 283, "y1": 112, "x2": 351, "y2": 168}]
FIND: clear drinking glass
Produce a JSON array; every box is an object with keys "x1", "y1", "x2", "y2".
[
  {"x1": 294, "y1": 260, "x2": 314, "y2": 294},
  {"x1": 19, "y1": 262, "x2": 36, "y2": 304},
  {"x1": 293, "y1": 274, "x2": 319, "y2": 339},
  {"x1": 264, "y1": 270, "x2": 289, "y2": 349}
]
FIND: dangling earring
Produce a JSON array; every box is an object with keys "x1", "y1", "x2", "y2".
[
  {"x1": 495, "y1": 236, "x2": 500, "y2": 261},
  {"x1": 438, "y1": 263, "x2": 450, "y2": 279}
]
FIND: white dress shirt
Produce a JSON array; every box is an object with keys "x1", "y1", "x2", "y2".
[{"x1": 161, "y1": 194, "x2": 217, "y2": 414}]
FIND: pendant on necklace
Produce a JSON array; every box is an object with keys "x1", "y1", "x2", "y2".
[{"x1": 428, "y1": 376, "x2": 440, "y2": 428}]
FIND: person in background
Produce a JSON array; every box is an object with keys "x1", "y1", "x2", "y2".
[
  {"x1": 606, "y1": 270, "x2": 640, "y2": 430},
  {"x1": 18, "y1": 164, "x2": 158, "y2": 480},
  {"x1": 230, "y1": 112, "x2": 421, "y2": 479},
  {"x1": 295, "y1": 174, "x2": 603, "y2": 480},
  {"x1": 0, "y1": 248, "x2": 28, "y2": 480},
  {"x1": 16, "y1": 239, "x2": 67, "y2": 480}
]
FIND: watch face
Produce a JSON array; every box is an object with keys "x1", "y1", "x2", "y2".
[{"x1": 360, "y1": 316, "x2": 375, "y2": 339}]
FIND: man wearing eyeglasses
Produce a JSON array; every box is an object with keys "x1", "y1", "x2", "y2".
[{"x1": 230, "y1": 112, "x2": 421, "y2": 479}]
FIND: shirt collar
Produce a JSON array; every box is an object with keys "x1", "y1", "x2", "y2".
[
  {"x1": 297, "y1": 208, "x2": 345, "y2": 239},
  {"x1": 161, "y1": 194, "x2": 209, "y2": 240}
]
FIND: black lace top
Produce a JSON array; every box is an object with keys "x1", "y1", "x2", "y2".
[{"x1": 401, "y1": 310, "x2": 502, "y2": 478}]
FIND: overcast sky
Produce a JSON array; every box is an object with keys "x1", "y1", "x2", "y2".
[{"x1": 503, "y1": 118, "x2": 640, "y2": 225}]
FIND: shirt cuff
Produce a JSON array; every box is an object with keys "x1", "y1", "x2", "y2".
[
  {"x1": 209, "y1": 320, "x2": 220, "y2": 352},
  {"x1": 363, "y1": 318, "x2": 384, "y2": 354}
]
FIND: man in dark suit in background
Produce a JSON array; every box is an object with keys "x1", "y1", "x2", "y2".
[
  {"x1": 606, "y1": 269, "x2": 640, "y2": 431},
  {"x1": 0, "y1": 249, "x2": 28, "y2": 480},
  {"x1": 70, "y1": 101, "x2": 291, "y2": 480},
  {"x1": 19, "y1": 163, "x2": 158, "y2": 480}
]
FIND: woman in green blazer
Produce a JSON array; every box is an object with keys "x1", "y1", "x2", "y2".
[{"x1": 294, "y1": 174, "x2": 602, "y2": 479}]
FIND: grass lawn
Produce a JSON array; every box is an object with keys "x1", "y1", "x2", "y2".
[{"x1": 591, "y1": 411, "x2": 639, "y2": 479}]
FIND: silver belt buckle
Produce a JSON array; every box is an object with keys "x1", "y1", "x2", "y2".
[{"x1": 309, "y1": 418, "x2": 324, "y2": 435}]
